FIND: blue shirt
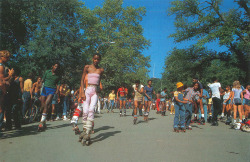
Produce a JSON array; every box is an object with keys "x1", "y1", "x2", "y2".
[
  {"x1": 202, "y1": 89, "x2": 210, "y2": 99},
  {"x1": 160, "y1": 91, "x2": 167, "y2": 101},
  {"x1": 144, "y1": 86, "x2": 154, "y2": 96}
]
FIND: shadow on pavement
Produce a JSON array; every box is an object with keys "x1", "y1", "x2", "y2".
[
  {"x1": 94, "y1": 126, "x2": 115, "y2": 134},
  {"x1": 0, "y1": 123, "x2": 71, "y2": 139},
  {"x1": 91, "y1": 130, "x2": 121, "y2": 143},
  {"x1": 148, "y1": 117, "x2": 156, "y2": 121},
  {"x1": 191, "y1": 125, "x2": 203, "y2": 129}
]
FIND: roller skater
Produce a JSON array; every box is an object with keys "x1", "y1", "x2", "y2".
[
  {"x1": 78, "y1": 53, "x2": 104, "y2": 146},
  {"x1": 144, "y1": 80, "x2": 155, "y2": 122},
  {"x1": 160, "y1": 88, "x2": 168, "y2": 116},
  {"x1": 117, "y1": 85, "x2": 128, "y2": 117},
  {"x1": 132, "y1": 80, "x2": 144, "y2": 125},
  {"x1": 38, "y1": 63, "x2": 61, "y2": 132}
]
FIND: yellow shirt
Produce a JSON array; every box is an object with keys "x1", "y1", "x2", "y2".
[
  {"x1": 109, "y1": 93, "x2": 116, "y2": 100},
  {"x1": 24, "y1": 79, "x2": 32, "y2": 92}
]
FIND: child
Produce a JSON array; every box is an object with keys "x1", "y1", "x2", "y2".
[{"x1": 173, "y1": 82, "x2": 188, "y2": 132}]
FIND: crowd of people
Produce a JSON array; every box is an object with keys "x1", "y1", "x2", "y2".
[{"x1": 0, "y1": 50, "x2": 249, "y2": 145}]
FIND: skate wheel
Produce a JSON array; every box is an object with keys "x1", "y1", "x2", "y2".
[
  {"x1": 81, "y1": 140, "x2": 86, "y2": 146},
  {"x1": 86, "y1": 140, "x2": 91, "y2": 146}
]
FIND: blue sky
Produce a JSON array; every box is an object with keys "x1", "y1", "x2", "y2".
[{"x1": 82, "y1": 0, "x2": 237, "y2": 78}]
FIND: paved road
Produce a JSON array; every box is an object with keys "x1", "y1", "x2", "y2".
[{"x1": 0, "y1": 109, "x2": 249, "y2": 162}]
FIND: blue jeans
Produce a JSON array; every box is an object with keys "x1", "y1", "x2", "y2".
[
  {"x1": 109, "y1": 100, "x2": 114, "y2": 111},
  {"x1": 174, "y1": 103, "x2": 185, "y2": 128},
  {"x1": 185, "y1": 103, "x2": 192, "y2": 127},
  {"x1": 22, "y1": 91, "x2": 31, "y2": 116},
  {"x1": 103, "y1": 101, "x2": 107, "y2": 110},
  {"x1": 199, "y1": 104, "x2": 208, "y2": 122},
  {"x1": 62, "y1": 96, "x2": 69, "y2": 116}
]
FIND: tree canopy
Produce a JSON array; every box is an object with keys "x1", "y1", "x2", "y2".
[
  {"x1": 0, "y1": 0, "x2": 151, "y2": 96},
  {"x1": 163, "y1": 0, "x2": 249, "y2": 92}
]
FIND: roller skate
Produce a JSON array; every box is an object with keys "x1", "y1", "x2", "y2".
[
  {"x1": 37, "y1": 122, "x2": 46, "y2": 132},
  {"x1": 72, "y1": 123, "x2": 80, "y2": 135},
  {"x1": 198, "y1": 117, "x2": 205, "y2": 125},
  {"x1": 161, "y1": 111, "x2": 166, "y2": 116},
  {"x1": 79, "y1": 120, "x2": 93, "y2": 146},
  {"x1": 191, "y1": 116, "x2": 198, "y2": 123},
  {"x1": 173, "y1": 128, "x2": 179, "y2": 133},
  {"x1": 120, "y1": 111, "x2": 122, "y2": 117},
  {"x1": 123, "y1": 112, "x2": 126, "y2": 117},
  {"x1": 133, "y1": 117, "x2": 137, "y2": 125},
  {"x1": 79, "y1": 131, "x2": 91, "y2": 146},
  {"x1": 180, "y1": 127, "x2": 186, "y2": 133}
]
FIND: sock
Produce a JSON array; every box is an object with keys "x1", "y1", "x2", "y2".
[
  {"x1": 40, "y1": 113, "x2": 47, "y2": 122},
  {"x1": 234, "y1": 119, "x2": 236, "y2": 123},
  {"x1": 221, "y1": 113, "x2": 224, "y2": 117},
  {"x1": 201, "y1": 114, "x2": 204, "y2": 118},
  {"x1": 194, "y1": 114, "x2": 197, "y2": 117},
  {"x1": 209, "y1": 113, "x2": 212, "y2": 116}
]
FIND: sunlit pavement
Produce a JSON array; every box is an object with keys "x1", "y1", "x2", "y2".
[{"x1": 0, "y1": 109, "x2": 249, "y2": 162}]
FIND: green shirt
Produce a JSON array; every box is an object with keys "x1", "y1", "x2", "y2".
[{"x1": 42, "y1": 70, "x2": 61, "y2": 89}]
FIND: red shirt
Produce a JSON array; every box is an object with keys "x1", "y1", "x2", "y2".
[{"x1": 118, "y1": 87, "x2": 128, "y2": 96}]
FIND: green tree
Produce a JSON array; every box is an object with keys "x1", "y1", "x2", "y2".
[
  {"x1": 161, "y1": 46, "x2": 245, "y2": 92},
  {"x1": 168, "y1": 0, "x2": 249, "y2": 83},
  {"x1": 81, "y1": 0, "x2": 151, "y2": 96}
]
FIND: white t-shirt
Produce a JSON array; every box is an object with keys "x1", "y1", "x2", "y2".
[
  {"x1": 208, "y1": 82, "x2": 221, "y2": 98},
  {"x1": 132, "y1": 84, "x2": 144, "y2": 92}
]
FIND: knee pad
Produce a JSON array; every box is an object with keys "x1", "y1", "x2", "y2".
[{"x1": 73, "y1": 108, "x2": 82, "y2": 117}]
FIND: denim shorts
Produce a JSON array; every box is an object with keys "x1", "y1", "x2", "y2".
[
  {"x1": 223, "y1": 99, "x2": 231, "y2": 105},
  {"x1": 243, "y1": 98, "x2": 249, "y2": 106},
  {"x1": 119, "y1": 96, "x2": 126, "y2": 101},
  {"x1": 41, "y1": 87, "x2": 56, "y2": 97},
  {"x1": 233, "y1": 98, "x2": 242, "y2": 105},
  {"x1": 51, "y1": 94, "x2": 58, "y2": 104}
]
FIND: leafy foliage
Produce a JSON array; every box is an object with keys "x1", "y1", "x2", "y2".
[
  {"x1": 0, "y1": 0, "x2": 150, "y2": 96},
  {"x1": 168, "y1": 0, "x2": 249, "y2": 83}
]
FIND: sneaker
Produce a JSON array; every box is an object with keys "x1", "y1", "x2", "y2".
[
  {"x1": 186, "y1": 126, "x2": 192, "y2": 130},
  {"x1": 63, "y1": 117, "x2": 69, "y2": 121}
]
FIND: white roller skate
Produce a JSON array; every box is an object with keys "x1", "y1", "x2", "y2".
[
  {"x1": 71, "y1": 116, "x2": 80, "y2": 135},
  {"x1": 79, "y1": 119, "x2": 93, "y2": 146}
]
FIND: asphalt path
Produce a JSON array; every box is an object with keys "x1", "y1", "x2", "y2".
[{"x1": 0, "y1": 109, "x2": 249, "y2": 162}]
